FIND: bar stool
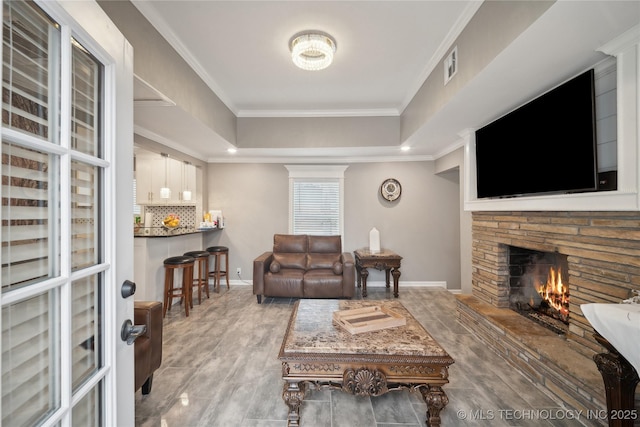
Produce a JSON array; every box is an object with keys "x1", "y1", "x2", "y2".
[
  {"x1": 207, "y1": 246, "x2": 229, "y2": 292},
  {"x1": 184, "y1": 250, "x2": 210, "y2": 304},
  {"x1": 163, "y1": 255, "x2": 195, "y2": 317}
]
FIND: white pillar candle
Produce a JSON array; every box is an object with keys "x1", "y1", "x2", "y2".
[{"x1": 369, "y1": 227, "x2": 380, "y2": 253}]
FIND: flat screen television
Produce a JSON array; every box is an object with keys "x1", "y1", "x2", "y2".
[{"x1": 475, "y1": 69, "x2": 598, "y2": 199}]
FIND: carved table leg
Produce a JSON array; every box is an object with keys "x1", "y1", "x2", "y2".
[
  {"x1": 385, "y1": 268, "x2": 391, "y2": 288},
  {"x1": 361, "y1": 268, "x2": 369, "y2": 297},
  {"x1": 593, "y1": 334, "x2": 639, "y2": 427},
  {"x1": 391, "y1": 268, "x2": 401, "y2": 298},
  {"x1": 420, "y1": 385, "x2": 449, "y2": 427},
  {"x1": 282, "y1": 381, "x2": 306, "y2": 427}
]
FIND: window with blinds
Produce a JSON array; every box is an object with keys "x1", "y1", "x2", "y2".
[
  {"x1": 2, "y1": 1, "x2": 105, "y2": 425},
  {"x1": 2, "y1": 3, "x2": 62, "y2": 424},
  {"x1": 292, "y1": 180, "x2": 340, "y2": 235}
]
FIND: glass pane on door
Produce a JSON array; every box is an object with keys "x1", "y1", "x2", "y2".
[
  {"x1": 71, "y1": 275, "x2": 102, "y2": 390},
  {"x1": 2, "y1": 1, "x2": 60, "y2": 142},
  {"x1": 71, "y1": 40, "x2": 101, "y2": 157},
  {"x1": 1, "y1": 141, "x2": 60, "y2": 293},
  {"x1": 72, "y1": 382, "x2": 102, "y2": 427},
  {"x1": 71, "y1": 160, "x2": 100, "y2": 271},
  {"x1": 1, "y1": 290, "x2": 61, "y2": 426}
]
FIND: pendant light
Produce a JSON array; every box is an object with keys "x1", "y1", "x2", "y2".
[
  {"x1": 159, "y1": 153, "x2": 171, "y2": 199},
  {"x1": 182, "y1": 161, "x2": 192, "y2": 201}
]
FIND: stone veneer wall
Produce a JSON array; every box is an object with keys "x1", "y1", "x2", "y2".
[{"x1": 472, "y1": 211, "x2": 640, "y2": 356}]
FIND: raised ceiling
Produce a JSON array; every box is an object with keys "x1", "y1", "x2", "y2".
[{"x1": 131, "y1": 1, "x2": 640, "y2": 162}]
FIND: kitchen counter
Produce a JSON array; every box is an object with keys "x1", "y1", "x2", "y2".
[
  {"x1": 133, "y1": 227, "x2": 221, "y2": 302},
  {"x1": 134, "y1": 226, "x2": 220, "y2": 238}
]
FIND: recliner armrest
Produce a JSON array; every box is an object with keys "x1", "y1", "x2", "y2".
[
  {"x1": 341, "y1": 252, "x2": 356, "y2": 297},
  {"x1": 253, "y1": 252, "x2": 273, "y2": 295},
  {"x1": 134, "y1": 301, "x2": 163, "y2": 373},
  {"x1": 341, "y1": 251, "x2": 354, "y2": 266}
]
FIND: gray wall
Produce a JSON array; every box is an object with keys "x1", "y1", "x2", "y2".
[
  {"x1": 401, "y1": 0, "x2": 554, "y2": 142},
  {"x1": 204, "y1": 161, "x2": 461, "y2": 289},
  {"x1": 435, "y1": 147, "x2": 472, "y2": 293},
  {"x1": 237, "y1": 116, "x2": 399, "y2": 149}
]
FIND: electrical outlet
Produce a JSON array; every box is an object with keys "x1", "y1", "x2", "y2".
[{"x1": 236, "y1": 267, "x2": 241, "y2": 276}]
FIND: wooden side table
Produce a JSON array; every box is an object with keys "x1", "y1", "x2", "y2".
[{"x1": 354, "y1": 248, "x2": 402, "y2": 297}]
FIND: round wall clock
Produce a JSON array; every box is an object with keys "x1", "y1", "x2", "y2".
[{"x1": 380, "y1": 178, "x2": 401, "y2": 201}]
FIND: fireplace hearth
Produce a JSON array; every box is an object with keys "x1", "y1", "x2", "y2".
[
  {"x1": 463, "y1": 211, "x2": 640, "y2": 416},
  {"x1": 508, "y1": 246, "x2": 569, "y2": 334}
]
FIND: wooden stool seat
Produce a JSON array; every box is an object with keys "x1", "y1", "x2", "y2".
[
  {"x1": 163, "y1": 255, "x2": 195, "y2": 317},
  {"x1": 184, "y1": 250, "x2": 210, "y2": 304},
  {"x1": 207, "y1": 246, "x2": 229, "y2": 292}
]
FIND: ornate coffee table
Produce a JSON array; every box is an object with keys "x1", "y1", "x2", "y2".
[{"x1": 278, "y1": 299, "x2": 454, "y2": 426}]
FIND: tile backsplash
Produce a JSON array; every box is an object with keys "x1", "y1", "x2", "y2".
[{"x1": 143, "y1": 205, "x2": 196, "y2": 228}]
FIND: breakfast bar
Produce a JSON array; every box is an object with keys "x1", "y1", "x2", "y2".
[{"x1": 133, "y1": 227, "x2": 219, "y2": 302}]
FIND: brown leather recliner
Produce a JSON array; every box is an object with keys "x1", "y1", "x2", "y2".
[
  {"x1": 134, "y1": 301, "x2": 163, "y2": 394},
  {"x1": 253, "y1": 234, "x2": 355, "y2": 304}
]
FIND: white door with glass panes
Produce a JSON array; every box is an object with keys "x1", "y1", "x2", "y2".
[{"x1": 1, "y1": 1, "x2": 134, "y2": 426}]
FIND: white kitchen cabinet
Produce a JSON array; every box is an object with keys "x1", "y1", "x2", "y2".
[
  {"x1": 135, "y1": 152, "x2": 165, "y2": 204},
  {"x1": 135, "y1": 149, "x2": 197, "y2": 205}
]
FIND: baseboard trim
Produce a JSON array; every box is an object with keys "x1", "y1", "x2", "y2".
[
  {"x1": 363, "y1": 280, "x2": 447, "y2": 289},
  {"x1": 229, "y1": 280, "x2": 452, "y2": 289}
]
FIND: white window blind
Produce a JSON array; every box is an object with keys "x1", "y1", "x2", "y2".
[
  {"x1": 286, "y1": 165, "x2": 347, "y2": 237},
  {"x1": 292, "y1": 180, "x2": 340, "y2": 235},
  {"x1": 133, "y1": 178, "x2": 140, "y2": 215}
]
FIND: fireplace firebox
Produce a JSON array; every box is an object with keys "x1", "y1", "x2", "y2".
[{"x1": 508, "y1": 246, "x2": 569, "y2": 334}]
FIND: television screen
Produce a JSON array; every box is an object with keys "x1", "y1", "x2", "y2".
[{"x1": 475, "y1": 69, "x2": 597, "y2": 199}]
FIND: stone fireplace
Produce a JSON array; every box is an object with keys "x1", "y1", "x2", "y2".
[{"x1": 457, "y1": 211, "x2": 640, "y2": 417}]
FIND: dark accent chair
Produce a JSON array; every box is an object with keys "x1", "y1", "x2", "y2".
[{"x1": 134, "y1": 301, "x2": 163, "y2": 394}]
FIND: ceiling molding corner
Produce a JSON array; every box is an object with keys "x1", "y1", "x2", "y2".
[
  {"x1": 398, "y1": 0, "x2": 483, "y2": 113},
  {"x1": 131, "y1": 0, "x2": 239, "y2": 116}
]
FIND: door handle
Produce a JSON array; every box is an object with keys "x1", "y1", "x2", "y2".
[
  {"x1": 121, "y1": 319, "x2": 146, "y2": 345},
  {"x1": 121, "y1": 280, "x2": 136, "y2": 298}
]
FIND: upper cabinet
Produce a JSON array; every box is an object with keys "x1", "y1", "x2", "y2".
[
  {"x1": 135, "y1": 151, "x2": 163, "y2": 204},
  {"x1": 135, "y1": 150, "x2": 197, "y2": 205}
]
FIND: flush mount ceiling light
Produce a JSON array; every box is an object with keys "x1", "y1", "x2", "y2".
[{"x1": 289, "y1": 31, "x2": 337, "y2": 71}]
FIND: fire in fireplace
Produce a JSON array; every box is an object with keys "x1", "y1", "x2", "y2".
[{"x1": 508, "y1": 246, "x2": 570, "y2": 334}]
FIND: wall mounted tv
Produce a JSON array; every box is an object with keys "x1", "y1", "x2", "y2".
[{"x1": 475, "y1": 69, "x2": 597, "y2": 199}]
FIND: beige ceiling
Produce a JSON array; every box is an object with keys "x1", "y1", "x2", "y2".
[{"x1": 131, "y1": 1, "x2": 640, "y2": 162}]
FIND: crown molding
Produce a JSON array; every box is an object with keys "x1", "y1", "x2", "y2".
[
  {"x1": 207, "y1": 153, "x2": 434, "y2": 164},
  {"x1": 236, "y1": 108, "x2": 400, "y2": 118}
]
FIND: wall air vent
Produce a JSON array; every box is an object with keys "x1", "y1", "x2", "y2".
[{"x1": 444, "y1": 46, "x2": 457, "y2": 85}]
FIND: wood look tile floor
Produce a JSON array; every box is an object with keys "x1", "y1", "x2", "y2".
[{"x1": 135, "y1": 286, "x2": 590, "y2": 427}]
